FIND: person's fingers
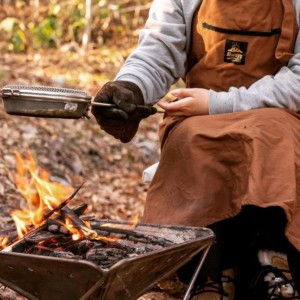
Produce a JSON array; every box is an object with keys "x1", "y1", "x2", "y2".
[
  {"x1": 170, "y1": 88, "x2": 198, "y2": 99},
  {"x1": 158, "y1": 98, "x2": 193, "y2": 112}
]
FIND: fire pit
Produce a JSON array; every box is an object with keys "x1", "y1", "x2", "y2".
[
  {"x1": 0, "y1": 220, "x2": 214, "y2": 300},
  {"x1": 0, "y1": 151, "x2": 215, "y2": 299}
]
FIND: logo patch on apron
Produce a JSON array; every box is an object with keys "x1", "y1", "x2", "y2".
[{"x1": 224, "y1": 39, "x2": 248, "y2": 65}]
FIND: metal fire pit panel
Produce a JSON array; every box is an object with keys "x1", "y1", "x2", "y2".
[
  {"x1": 0, "y1": 222, "x2": 215, "y2": 300},
  {"x1": 96, "y1": 234, "x2": 212, "y2": 300},
  {"x1": 0, "y1": 252, "x2": 104, "y2": 300}
]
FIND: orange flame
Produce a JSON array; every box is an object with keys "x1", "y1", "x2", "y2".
[
  {"x1": 11, "y1": 150, "x2": 74, "y2": 238},
  {"x1": 0, "y1": 236, "x2": 9, "y2": 249},
  {"x1": 128, "y1": 213, "x2": 139, "y2": 228},
  {"x1": 7, "y1": 150, "x2": 140, "y2": 248},
  {"x1": 65, "y1": 218, "x2": 81, "y2": 241}
]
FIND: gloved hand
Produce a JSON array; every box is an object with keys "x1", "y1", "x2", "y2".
[{"x1": 92, "y1": 81, "x2": 156, "y2": 143}]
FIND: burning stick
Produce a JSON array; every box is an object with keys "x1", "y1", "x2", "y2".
[
  {"x1": 61, "y1": 206, "x2": 98, "y2": 240},
  {"x1": 1, "y1": 224, "x2": 48, "y2": 252},
  {"x1": 42, "y1": 182, "x2": 85, "y2": 221},
  {"x1": 47, "y1": 203, "x2": 89, "y2": 234},
  {"x1": 1, "y1": 183, "x2": 84, "y2": 252},
  {"x1": 90, "y1": 224, "x2": 174, "y2": 247}
]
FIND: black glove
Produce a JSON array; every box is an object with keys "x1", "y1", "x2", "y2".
[{"x1": 92, "y1": 81, "x2": 156, "y2": 143}]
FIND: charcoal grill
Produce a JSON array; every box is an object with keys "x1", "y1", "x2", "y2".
[{"x1": 0, "y1": 220, "x2": 214, "y2": 300}]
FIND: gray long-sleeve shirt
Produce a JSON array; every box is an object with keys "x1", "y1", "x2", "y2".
[{"x1": 115, "y1": 0, "x2": 300, "y2": 114}]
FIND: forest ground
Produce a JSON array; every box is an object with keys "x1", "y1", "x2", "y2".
[{"x1": 0, "y1": 46, "x2": 188, "y2": 300}]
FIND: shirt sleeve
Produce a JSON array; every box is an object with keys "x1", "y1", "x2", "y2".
[
  {"x1": 209, "y1": 29, "x2": 300, "y2": 114},
  {"x1": 115, "y1": 0, "x2": 187, "y2": 105}
]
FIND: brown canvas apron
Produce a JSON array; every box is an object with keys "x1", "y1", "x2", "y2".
[
  {"x1": 142, "y1": 0, "x2": 300, "y2": 251},
  {"x1": 186, "y1": 0, "x2": 297, "y2": 91}
]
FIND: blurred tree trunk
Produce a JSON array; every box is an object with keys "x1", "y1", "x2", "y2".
[
  {"x1": 82, "y1": 0, "x2": 92, "y2": 51},
  {"x1": 32, "y1": 0, "x2": 39, "y2": 21}
]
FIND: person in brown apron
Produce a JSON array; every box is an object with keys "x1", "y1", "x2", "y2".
[{"x1": 92, "y1": 0, "x2": 300, "y2": 299}]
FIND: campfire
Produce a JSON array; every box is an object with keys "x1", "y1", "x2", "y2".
[
  {"x1": 0, "y1": 151, "x2": 215, "y2": 300},
  {"x1": 1, "y1": 151, "x2": 173, "y2": 264}
]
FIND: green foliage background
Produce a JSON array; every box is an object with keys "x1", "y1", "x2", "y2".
[{"x1": 0, "y1": 0, "x2": 151, "y2": 52}]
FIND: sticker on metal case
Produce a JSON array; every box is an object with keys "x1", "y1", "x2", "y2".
[{"x1": 64, "y1": 103, "x2": 78, "y2": 112}]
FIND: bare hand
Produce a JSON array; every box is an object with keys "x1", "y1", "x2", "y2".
[{"x1": 158, "y1": 88, "x2": 209, "y2": 116}]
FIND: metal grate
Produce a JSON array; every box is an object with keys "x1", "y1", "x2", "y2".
[{"x1": 4, "y1": 85, "x2": 89, "y2": 95}]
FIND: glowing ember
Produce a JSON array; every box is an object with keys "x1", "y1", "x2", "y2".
[{"x1": 11, "y1": 150, "x2": 74, "y2": 238}]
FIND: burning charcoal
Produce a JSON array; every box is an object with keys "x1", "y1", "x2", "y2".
[
  {"x1": 128, "y1": 247, "x2": 152, "y2": 258},
  {"x1": 47, "y1": 218, "x2": 63, "y2": 228},
  {"x1": 47, "y1": 237, "x2": 80, "y2": 251},
  {"x1": 59, "y1": 226, "x2": 70, "y2": 235},
  {"x1": 108, "y1": 242, "x2": 136, "y2": 254},
  {"x1": 48, "y1": 250, "x2": 79, "y2": 259},
  {"x1": 77, "y1": 240, "x2": 95, "y2": 254},
  {"x1": 90, "y1": 224, "x2": 174, "y2": 247},
  {"x1": 61, "y1": 206, "x2": 98, "y2": 239},
  {"x1": 93, "y1": 230, "x2": 110, "y2": 237},
  {"x1": 47, "y1": 221, "x2": 71, "y2": 235},
  {"x1": 48, "y1": 224, "x2": 60, "y2": 233},
  {"x1": 25, "y1": 231, "x2": 64, "y2": 243},
  {"x1": 85, "y1": 247, "x2": 128, "y2": 268},
  {"x1": 92, "y1": 242, "x2": 113, "y2": 249},
  {"x1": 125, "y1": 235, "x2": 171, "y2": 247},
  {"x1": 48, "y1": 224, "x2": 70, "y2": 235},
  {"x1": 127, "y1": 236, "x2": 149, "y2": 244},
  {"x1": 30, "y1": 246, "x2": 79, "y2": 259}
]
